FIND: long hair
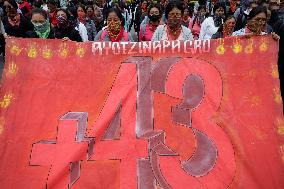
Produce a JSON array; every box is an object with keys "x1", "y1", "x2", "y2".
[{"x1": 217, "y1": 15, "x2": 235, "y2": 32}]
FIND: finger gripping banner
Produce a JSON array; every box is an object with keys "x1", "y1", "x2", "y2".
[{"x1": 0, "y1": 36, "x2": 284, "y2": 189}]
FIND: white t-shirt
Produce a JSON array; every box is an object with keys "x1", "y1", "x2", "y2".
[{"x1": 199, "y1": 17, "x2": 219, "y2": 40}]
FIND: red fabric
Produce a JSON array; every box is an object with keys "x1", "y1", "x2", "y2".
[
  {"x1": 108, "y1": 27, "x2": 125, "y2": 42},
  {"x1": 139, "y1": 24, "x2": 157, "y2": 41},
  {"x1": 189, "y1": 18, "x2": 201, "y2": 39},
  {"x1": 18, "y1": 1, "x2": 31, "y2": 17},
  {"x1": 49, "y1": 12, "x2": 58, "y2": 26},
  {"x1": 0, "y1": 36, "x2": 283, "y2": 189}
]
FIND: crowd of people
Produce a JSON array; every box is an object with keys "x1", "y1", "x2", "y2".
[
  {"x1": 0, "y1": 0, "x2": 283, "y2": 97},
  {"x1": 0, "y1": 0, "x2": 282, "y2": 43}
]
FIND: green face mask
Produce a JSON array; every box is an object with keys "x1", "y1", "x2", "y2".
[{"x1": 32, "y1": 20, "x2": 50, "y2": 33}]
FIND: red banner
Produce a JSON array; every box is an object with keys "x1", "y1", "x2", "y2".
[{"x1": 0, "y1": 36, "x2": 283, "y2": 189}]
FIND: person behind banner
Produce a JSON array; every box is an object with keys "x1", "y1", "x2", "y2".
[
  {"x1": 188, "y1": 5, "x2": 206, "y2": 39},
  {"x1": 232, "y1": 6, "x2": 280, "y2": 40},
  {"x1": 181, "y1": 6, "x2": 192, "y2": 27},
  {"x1": 16, "y1": 0, "x2": 32, "y2": 18},
  {"x1": 199, "y1": 2, "x2": 226, "y2": 40},
  {"x1": 2, "y1": 0, "x2": 33, "y2": 38},
  {"x1": 139, "y1": 3, "x2": 162, "y2": 41},
  {"x1": 212, "y1": 15, "x2": 236, "y2": 39},
  {"x1": 232, "y1": 5, "x2": 268, "y2": 36},
  {"x1": 47, "y1": 0, "x2": 58, "y2": 27},
  {"x1": 94, "y1": 7, "x2": 134, "y2": 42},
  {"x1": 76, "y1": 5, "x2": 96, "y2": 41},
  {"x1": 151, "y1": 0, "x2": 194, "y2": 41},
  {"x1": 26, "y1": 8, "x2": 55, "y2": 39},
  {"x1": 53, "y1": 8, "x2": 82, "y2": 42}
]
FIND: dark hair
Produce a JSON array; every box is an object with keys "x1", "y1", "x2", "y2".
[
  {"x1": 192, "y1": 5, "x2": 206, "y2": 27},
  {"x1": 31, "y1": 8, "x2": 48, "y2": 19},
  {"x1": 77, "y1": 4, "x2": 86, "y2": 12},
  {"x1": 4, "y1": 0, "x2": 18, "y2": 9},
  {"x1": 33, "y1": 0, "x2": 43, "y2": 8},
  {"x1": 198, "y1": 5, "x2": 206, "y2": 11},
  {"x1": 47, "y1": 0, "x2": 58, "y2": 6},
  {"x1": 165, "y1": 0, "x2": 184, "y2": 19},
  {"x1": 86, "y1": 5, "x2": 94, "y2": 12},
  {"x1": 247, "y1": 5, "x2": 267, "y2": 20},
  {"x1": 213, "y1": 2, "x2": 226, "y2": 13},
  {"x1": 106, "y1": 7, "x2": 125, "y2": 26},
  {"x1": 56, "y1": 8, "x2": 71, "y2": 19},
  {"x1": 147, "y1": 3, "x2": 162, "y2": 16},
  {"x1": 217, "y1": 15, "x2": 235, "y2": 32}
]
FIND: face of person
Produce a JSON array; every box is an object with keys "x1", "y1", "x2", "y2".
[
  {"x1": 86, "y1": 7, "x2": 94, "y2": 17},
  {"x1": 167, "y1": 7, "x2": 182, "y2": 29},
  {"x1": 149, "y1": 7, "x2": 159, "y2": 16},
  {"x1": 269, "y1": 0, "x2": 280, "y2": 10},
  {"x1": 3, "y1": 1, "x2": 16, "y2": 14},
  {"x1": 31, "y1": 13, "x2": 46, "y2": 24},
  {"x1": 247, "y1": 12, "x2": 267, "y2": 33},
  {"x1": 198, "y1": 8, "x2": 206, "y2": 16},
  {"x1": 77, "y1": 7, "x2": 84, "y2": 13},
  {"x1": 56, "y1": 10, "x2": 67, "y2": 19},
  {"x1": 141, "y1": 1, "x2": 147, "y2": 9},
  {"x1": 215, "y1": 7, "x2": 224, "y2": 17},
  {"x1": 107, "y1": 11, "x2": 121, "y2": 33},
  {"x1": 184, "y1": 8, "x2": 189, "y2": 17},
  {"x1": 224, "y1": 17, "x2": 236, "y2": 31},
  {"x1": 251, "y1": 2, "x2": 258, "y2": 9},
  {"x1": 168, "y1": 7, "x2": 182, "y2": 19}
]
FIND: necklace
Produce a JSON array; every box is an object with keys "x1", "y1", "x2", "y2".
[{"x1": 166, "y1": 25, "x2": 182, "y2": 40}]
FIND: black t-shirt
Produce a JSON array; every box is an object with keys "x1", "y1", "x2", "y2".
[
  {"x1": 3, "y1": 14, "x2": 33, "y2": 37},
  {"x1": 53, "y1": 26, "x2": 82, "y2": 42}
]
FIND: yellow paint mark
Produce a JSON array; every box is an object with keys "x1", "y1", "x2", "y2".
[
  {"x1": 6, "y1": 62, "x2": 18, "y2": 79},
  {"x1": 271, "y1": 64, "x2": 279, "y2": 79},
  {"x1": 275, "y1": 117, "x2": 284, "y2": 135},
  {"x1": 259, "y1": 38, "x2": 268, "y2": 52},
  {"x1": 0, "y1": 92, "x2": 14, "y2": 109},
  {"x1": 0, "y1": 116, "x2": 5, "y2": 135},
  {"x1": 10, "y1": 45, "x2": 22, "y2": 56},
  {"x1": 245, "y1": 38, "x2": 254, "y2": 54},
  {"x1": 42, "y1": 48, "x2": 53, "y2": 59},
  {"x1": 216, "y1": 39, "x2": 225, "y2": 55},
  {"x1": 232, "y1": 38, "x2": 242, "y2": 54},
  {"x1": 28, "y1": 47, "x2": 38, "y2": 58},
  {"x1": 278, "y1": 126, "x2": 284, "y2": 135},
  {"x1": 76, "y1": 47, "x2": 85, "y2": 58},
  {"x1": 273, "y1": 87, "x2": 282, "y2": 104},
  {"x1": 59, "y1": 43, "x2": 69, "y2": 58}
]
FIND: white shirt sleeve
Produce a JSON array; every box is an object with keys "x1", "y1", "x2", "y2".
[{"x1": 199, "y1": 18, "x2": 208, "y2": 40}]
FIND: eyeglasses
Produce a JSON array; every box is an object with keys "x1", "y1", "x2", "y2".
[
  {"x1": 168, "y1": 12, "x2": 182, "y2": 18},
  {"x1": 254, "y1": 18, "x2": 267, "y2": 23}
]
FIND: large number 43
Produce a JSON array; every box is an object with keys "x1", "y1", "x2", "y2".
[{"x1": 91, "y1": 56, "x2": 236, "y2": 189}]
